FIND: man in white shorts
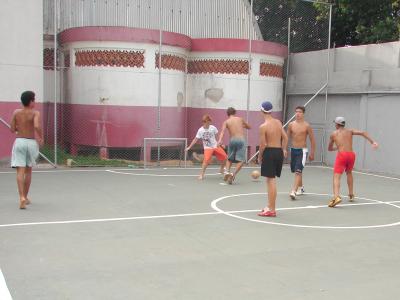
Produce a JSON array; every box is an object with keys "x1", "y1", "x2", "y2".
[{"x1": 10, "y1": 91, "x2": 43, "y2": 209}]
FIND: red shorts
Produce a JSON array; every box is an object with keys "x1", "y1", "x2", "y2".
[
  {"x1": 334, "y1": 151, "x2": 356, "y2": 174},
  {"x1": 203, "y1": 147, "x2": 227, "y2": 165}
]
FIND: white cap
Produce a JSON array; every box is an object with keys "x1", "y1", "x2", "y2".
[{"x1": 334, "y1": 116, "x2": 345, "y2": 126}]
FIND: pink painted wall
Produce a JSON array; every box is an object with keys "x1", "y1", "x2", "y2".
[{"x1": 1, "y1": 101, "x2": 282, "y2": 160}]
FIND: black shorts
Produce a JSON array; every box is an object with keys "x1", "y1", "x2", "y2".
[
  {"x1": 261, "y1": 147, "x2": 284, "y2": 178},
  {"x1": 290, "y1": 148, "x2": 308, "y2": 173}
]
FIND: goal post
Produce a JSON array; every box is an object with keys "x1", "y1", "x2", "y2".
[{"x1": 143, "y1": 138, "x2": 188, "y2": 168}]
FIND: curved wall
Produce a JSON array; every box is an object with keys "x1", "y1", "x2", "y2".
[
  {"x1": 59, "y1": 27, "x2": 190, "y2": 150},
  {"x1": 58, "y1": 27, "x2": 287, "y2": 156}
]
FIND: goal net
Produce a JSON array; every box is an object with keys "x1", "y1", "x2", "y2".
[{"x1": 143, "y1": 138, "x2": 188, "y2": 168}]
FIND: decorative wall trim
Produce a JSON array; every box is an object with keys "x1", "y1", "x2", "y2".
[
  {"x1": 155, "y1": 53, "x2": 186, "y2": 72},
  {"x1": 44, "y1": 48, "x2": 55, "y2": 70},
  {"x1": 75, "y1": 49, "x2": 145, "y2": 68},
  {"x1": 259, "y1": 62, "x2": 283, "y2": 78},
  {"x1": 64, "y1": 52, "x2": 70, "y2": 68},
  {"x1": 188, "y1": 59, "x2": 249, "y2": 75}
]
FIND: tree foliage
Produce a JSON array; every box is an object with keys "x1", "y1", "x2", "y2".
[
  {"x1": 252, "y1": 0, "x2": 400, "y2": 52},
  {"x1": 253, "y1": 0, "x2": 329, "y2": 52},
  {"x1": 317, "y1": 0, "x2": 400, "y2": 46}
]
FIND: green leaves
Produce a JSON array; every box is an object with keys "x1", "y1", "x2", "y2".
[{"x1": 252, "y1": 0, "x2": 399, "y2": 51}]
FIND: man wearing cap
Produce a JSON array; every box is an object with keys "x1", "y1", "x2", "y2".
[
  {"x1": 287, "y1": 106, "x2": 316, "y2": 200},
  {"x1": 257, "y1": 101, "x2": 288, "y2": 217},
  {"x1": 217, "y1": 107, "x2": 251, "y2": 184},
  {"x1": 328, "y1": 116, "x2": 378, "y2": 207}
]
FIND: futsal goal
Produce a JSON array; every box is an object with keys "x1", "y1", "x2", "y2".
[{"x1": 143, "y1": 138, "x2": 188, "y2": 168}]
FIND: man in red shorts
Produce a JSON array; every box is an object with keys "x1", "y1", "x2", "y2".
[{"x1": 327, "y1": 117, "x2": 378, "y2": 207}]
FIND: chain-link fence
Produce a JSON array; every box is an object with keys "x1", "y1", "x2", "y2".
[{"x1": 37, "y1": 0, "x2": 331, "y2": 168}]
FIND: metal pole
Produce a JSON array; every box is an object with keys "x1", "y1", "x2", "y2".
[
  {"x1": 245, "y1": 0, "x2": 254, "y2": 162},
  {"x1": 157, "y1": 0, "x2": 163, "y2": 166},
  {"x1": 283, "y1": 17, "x2": 291, "y2": 123},
  {"x1": 321, "y1": 3, "x2": 332, "y2": 164},
  {"x1": 143, "y1": 138, "x2": 147, "y2": 169},
  {"x1": 53, "y1": 0, "x2": 58, "y2": 166}
]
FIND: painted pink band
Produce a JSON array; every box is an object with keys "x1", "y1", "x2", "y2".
[
  {"x1": 59, "y1": 27, "x2": 192, "y2": 50},
  {"x1": 191, "y1": 38, "x2": 287, "y2": 57},
  {"x1": 59, "y1": 27, "x2": 287, "y2": 57}
]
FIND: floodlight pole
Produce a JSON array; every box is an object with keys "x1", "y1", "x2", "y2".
[
  {"x1": 157, "y1": 0, "x2": 163, "y2": 166},
  {"x1": 301, "y1": 0, "x2": 333, "y2": 164},
  {"x1": 322, "y1": 3, "x2": 333, "y2": 164},
  {"x1": 245, "y1": 0, "x2": 254, "y2": 163},
  {"x1": 53, "y1": 0, "x2": 58, "y2": 166},
  {"x1": 283, "y1": 17, "x2": 291, "y2": 124}
]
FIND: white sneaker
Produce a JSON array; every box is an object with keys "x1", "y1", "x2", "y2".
[
  {"x1": 296, "y1": 186, "x2": 305, "y2": 195},
  {"x1": 289, "y1": 191, "x2": 296, "y2": 200}
]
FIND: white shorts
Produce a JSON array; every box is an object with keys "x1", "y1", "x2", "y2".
[{"x1": 11, "y1": 138, "x2": 39, "y2": 168}]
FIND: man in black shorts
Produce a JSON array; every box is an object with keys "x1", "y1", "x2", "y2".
[
  {"x1": 287, "y1": 106, "x2": 315, "y2": 199},
  {"x1": 257, "y1": 101, "x2": 288, "y2": 217}
]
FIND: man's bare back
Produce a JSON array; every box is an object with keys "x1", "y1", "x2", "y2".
[
  {"x1": 224, "y1": 116, "x2": 250, "y2": 138},
  {"x1": 330, "y1": 128, "x2": 354, "y2": 152},
  {"x1": 11, "y1": 108, "x2": 42, "y2": 144},
  {"x1": 260, "y1": 118, "x2": 286, "y2": 148},
  {"x1": 329, "y1": 127, "x2": 377, "y2": 152}
]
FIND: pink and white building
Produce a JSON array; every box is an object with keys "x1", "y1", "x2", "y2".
[{"x1": 0, "y1": 0, "x2": 287, "y2": 161}]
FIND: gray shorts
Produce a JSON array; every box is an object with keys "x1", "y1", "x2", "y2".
[
  {"x1": 11, "y1": 138, "x2": 39, "y2": 168},
  {"x1": 228, "y1": 138, "x2": 246, "y2": 162}
]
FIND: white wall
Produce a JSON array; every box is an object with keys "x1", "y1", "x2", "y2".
[
  {"x1": 188, "y1": 52, "x2": 284, "y2": 111},
  {"x1": 0, "y1": 0, "x2": 43, "y2": 102},
  {"x1": 286, "y1": 41, "x2": 400, "y2": 176},
  {"x1": 62, "y1": 41, "x2": 188, "y2": 107}
]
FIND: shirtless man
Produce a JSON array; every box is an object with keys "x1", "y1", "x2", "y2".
[
  {"x1": 257, "y1": 101, "x2": 288, "y2": 217},
  {"x1": 287, "y1": 106, "x2": 316, "y2": 200},
  {"x1": 10, "y1": 91, "x2": 43, "y2": 209},
  {"x1": 327, "y1": 116, "x2": 378, "y2": 207},
  {"x1": 217, "y1": 107, "x2": 251, "y2": 184}
]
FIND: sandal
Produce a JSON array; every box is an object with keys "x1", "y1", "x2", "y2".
[{"x1": 257, "y1": 210, "x2": 276, "y2": 217}]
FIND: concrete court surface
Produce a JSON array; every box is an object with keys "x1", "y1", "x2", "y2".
[{"x1": 0, "y1": 165, "x2": 399, "y2": 300}]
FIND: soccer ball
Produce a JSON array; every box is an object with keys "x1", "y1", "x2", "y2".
[{"x1": 251, "y1": 170, "x2": 260, "y2": 179}]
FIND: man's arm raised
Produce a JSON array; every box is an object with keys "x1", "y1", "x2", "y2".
[{"x1": 352, "y1": 129, "x2": 378, "y2": 149}]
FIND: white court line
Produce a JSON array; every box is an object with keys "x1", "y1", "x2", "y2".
[
  {"x1": 106, "y1": 169, "x2": 221, "y2": 177},
  {"x1": 0, "y1": 269, "x2": 12, "y2": 300},
  {"x1": 0, "y1": 165, "x2": 399, "y2": 181},
  {"x1": 1, "y1": 197, "x2": 400, "y2": 229},
  {"x1": 211, "y1": 192, "x2": 400, "y2": 229},
  {"x1": 308, "y1": 165, "x2": 400, "y2": 181}
]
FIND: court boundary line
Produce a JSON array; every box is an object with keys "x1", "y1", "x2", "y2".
[
  {"x1": 106, "y1": 170, "x2": 221, "y2": 177},
  {"x1": 211, "y1": 192, "x2": 400, "y2": 229},
  {"x1": 0, "y1": 268, "x2": 12, "y2": 300},
  {"x1": 0, "y1": 165, "x2": 398, "y2": 181},
  {"x1": 1, "y1": 194, "x2": 399, "y2": 229}
]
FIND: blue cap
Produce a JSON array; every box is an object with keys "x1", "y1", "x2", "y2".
[{"x1": 261, "y1": 101, "x2": 273, "y2": 113}]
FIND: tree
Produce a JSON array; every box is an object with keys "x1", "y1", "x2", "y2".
[
  {"x1": 252, "y1": 0, "x2": 329, "y2": 52},
  {"x1": 315, "y1": 0, "x2": 400, "y2": 46},
  {"x1": 252, "y1": 0, "x2": 400, "y2": 52}
]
